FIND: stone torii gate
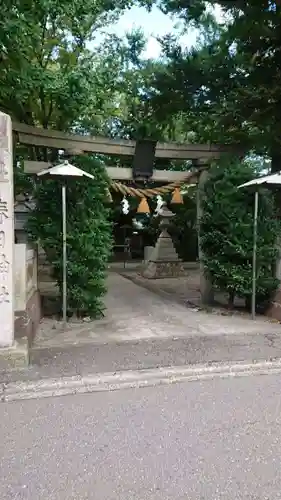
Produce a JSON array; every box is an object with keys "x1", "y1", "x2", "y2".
[{"x1": 0, "y1": 112, "x2": 232, "y2": 352}]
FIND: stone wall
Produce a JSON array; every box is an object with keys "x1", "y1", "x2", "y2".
[
  {"x1": 14, "y1": 244, "x2": 26, "y2": 312},
  {"x1": 14, "y1": 290, "x2": 41, "y2": 346},
  {"x1": 14, "y1": 243, "x2": 41, "y2": 345}
]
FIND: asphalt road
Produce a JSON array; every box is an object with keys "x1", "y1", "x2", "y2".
[{"x1": 1, "y1": 374, "x2": 281, "y2": 499}]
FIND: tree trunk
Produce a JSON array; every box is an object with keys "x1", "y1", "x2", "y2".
[
  {"x1": 270, "y1": 149, "x2": 281, "y2": 237},
  {"x1": 265, "y1": 146, "x2": 281, "y2": 320},
  {"x1": 270, "y1": 147, "x2": 281, "y2": 280},
  {"x1": 228, "y1": 290, "x2": 235, "y2": 309},
  {"x1": 245, "y1": 296, "x2": 251, "y2": 311}
]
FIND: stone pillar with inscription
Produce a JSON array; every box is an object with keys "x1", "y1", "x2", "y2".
[{"x1": 0, "y1": 112, "x2": 14, "y2": 347}]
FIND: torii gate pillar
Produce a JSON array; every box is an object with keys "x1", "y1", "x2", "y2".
[{"x1": 197, "y1": 163, "x2": 214, "y2": 305}]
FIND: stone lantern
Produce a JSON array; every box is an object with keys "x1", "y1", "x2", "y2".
[
  {"x1": 159, "y1": 201, "x2": 173, "y2": 223},
  {"x1": 141, "y1": 202, "x2": 184, "y2": 279}
]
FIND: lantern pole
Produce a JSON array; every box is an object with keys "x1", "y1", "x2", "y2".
[
  {"x1": 251, "y1": 190, "x2": 259, "y2": 320},
  {"x1": 62, "y1": 182, "x2": 67, "y2": 327}
]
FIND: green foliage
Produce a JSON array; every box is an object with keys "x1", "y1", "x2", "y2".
[
  {"x1": 1, "y1": 0, "x2": 192, "y2": 151},
  {"x1": 0, "y1": 0, "x2": 144, "y2": 131},
  {"x1": 7, "y1": 0, "x2": 281, "y2": 317},
  {"x1": 200, "y1": 158, "x2": 280, "y2": 307},
  {"x1": 169, "y1": 191, "x2": 198, "y2": 261},
  {"x1": 13, "y1": 158, "x2": 35, "y2": 198},
  {"x1": 28, "y1": 156, "x2": 113, "y2": 318},
  {"x1": 150, "y1": 0, "x2": 281, "y2": 157},
  {"x1": 77, "y1": 29, "x2": 162, "y2": 140}
]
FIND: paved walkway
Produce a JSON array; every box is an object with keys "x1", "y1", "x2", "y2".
[
  {"x1": 1, "y1": 272, "x2": 281, "y2": 384},
  {"x1": 34, "y1": 272, "x2": 281, "y2": 350}
]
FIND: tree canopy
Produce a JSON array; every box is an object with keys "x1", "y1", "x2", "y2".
[
  {"x1": 147, "y1": 0, "x2": 281, "y2": 161},
  {"x1": 0, "y1": 0, "x2": 153, "y2": 133},
  {"x1": 4, "y1": 0, "x2": 281, "y2": 314}
]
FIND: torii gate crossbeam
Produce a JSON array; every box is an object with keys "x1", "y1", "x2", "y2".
[{"x1": 12, "y1": 122, "x2": 235, "y2": 162}]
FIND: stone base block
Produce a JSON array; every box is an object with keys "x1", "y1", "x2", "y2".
[
  {"x1": 15, "y1": 290, "x2": 42, "y2": 347},
  {"x1": 0, "y1": 338, "x2": 29, "y2": 370},
  {"x1": 142, "y1": 260, "x2": 185, "y2": 279},
  {"x1": 266, "y1": 288, "x2": 281, "y2": 322}
]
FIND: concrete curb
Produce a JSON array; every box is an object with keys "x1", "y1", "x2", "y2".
[{"x1": 2, "y1": 359, "x2": 281, "y2": 402}]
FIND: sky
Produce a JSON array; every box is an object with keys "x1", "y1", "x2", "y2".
[
  {"x1": 103, "y1": 6, "x2": 195, "y2": 58},
  {"x1": 94, "y1": 4, "x2": 223, "y2": 59}
]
